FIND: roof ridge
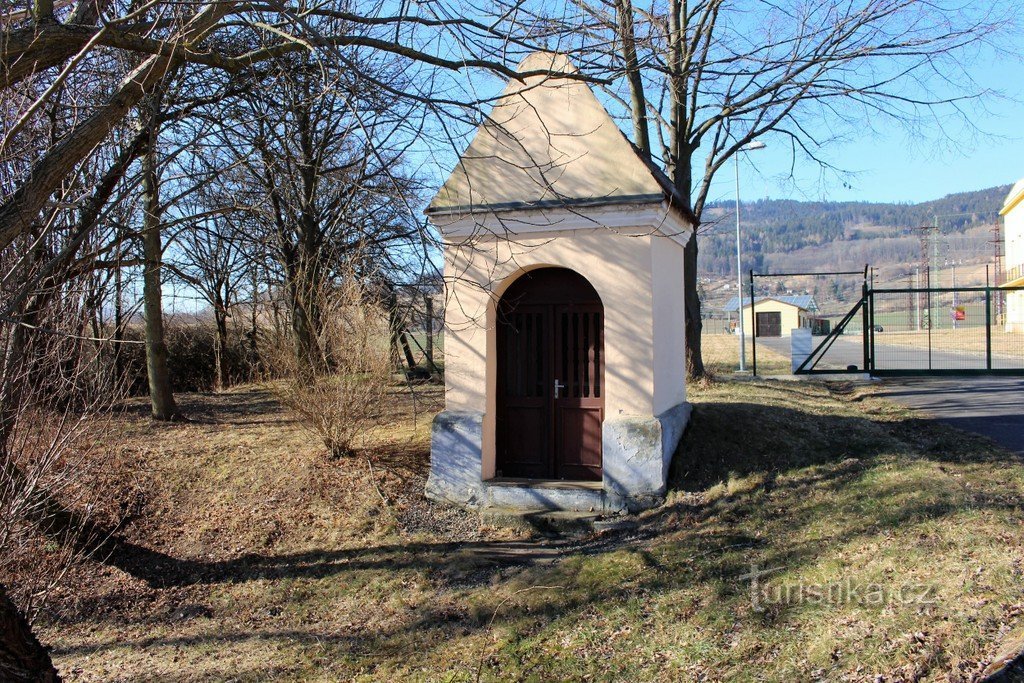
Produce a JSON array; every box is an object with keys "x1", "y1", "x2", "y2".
[{"x1": 427, "y1": 51, "x2": 693, "y2": 226}]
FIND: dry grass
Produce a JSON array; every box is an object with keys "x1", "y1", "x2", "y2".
[
  {"x1": 34, "y1": 380, "x2": 1024, "y2": 682},
  {"x1": 876, "y1": 328, "x2": 1024, "y2": 357},
  {"x1": 702, "y1": 332, "x2": 792, "y2": 376},
  {"x1": 261, "y1": 280, "x2": 395, "y2": 458}
]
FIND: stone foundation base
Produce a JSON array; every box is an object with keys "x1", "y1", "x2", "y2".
[
  {"x1": 426, "y1": 402, "x2": 691, "y2": 513},
  {"x1": 425, "y1": 411, "x2": 485, "y2": 508}
]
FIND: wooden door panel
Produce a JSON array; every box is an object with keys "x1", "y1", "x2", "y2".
[
  {"x1": 555, "y1": 405, "x2": 603, "y2": 480},
  {"x1": 496, "y1": 268, "x2": 605, "y2": 482},
  {"x1": 756, "y1": 311, "x2": 782, "y2": 337},
  {"x1": 496, "y1": 306, "x2": 551, "y2": 478},
  {"x1": 501, "y1": 406, "x2": 550, "y2": 478},
  {"x1": 554, "y1": 305, "x2": 603, "y2": 480}
]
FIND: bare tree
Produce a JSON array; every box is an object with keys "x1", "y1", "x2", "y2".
[
  {"x1": 138, "y1": 90, "x2": 178, "y2": 419},
  {"x1": 551, "y1": 0, "x2": 1014, "y2": 377},
  {"x1": 0, "y1": 0, "x2": 579, "y2": 255},
  {"x1": 0, "y1": 218, "x2": 130, "y2": 680},
  {"x1": 211, "y1": 53, "x2": 425, "y2": 369},
  {"x1": 172, "y1": 213, "x2": 248, "y2": 391},
  {"x1": 262, "y1": 268, "x2": 392, "y2": 458},
  {"x1": 0, "y1": 0, "x2": 596, "y2": 673},
  {"x1": 0, "y1": 585, "x2": 60, "y2": 682}
]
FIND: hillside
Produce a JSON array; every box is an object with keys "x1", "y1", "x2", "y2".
[{"x1": 700, "y1": 184, "x2": 1011, "y2": 277}]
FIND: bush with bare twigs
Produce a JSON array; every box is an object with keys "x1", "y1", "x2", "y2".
[
  {"x1": 0, "y1": 290, "x2": 130, "y2": 678},
  {"x1": 114, "y1": 320, "x2": 259, "y2": 394},
  {"x1": 262, "y1": 277, "x2": 393, "y2": 458}
]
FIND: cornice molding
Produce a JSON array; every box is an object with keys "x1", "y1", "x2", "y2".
[{"x1": 429, "y1": 201, "x2": 693, "y2": 247}]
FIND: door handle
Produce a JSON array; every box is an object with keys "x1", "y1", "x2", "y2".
[{"x1": 554, "y1": 379, "x2": 565, "y2": 399}]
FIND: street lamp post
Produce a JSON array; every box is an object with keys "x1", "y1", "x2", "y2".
[{"x1": 734, "y1": 140, "x2": 766, "y2": 372}]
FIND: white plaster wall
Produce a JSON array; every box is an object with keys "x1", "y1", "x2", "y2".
[
  {"x1": 1008, "y1": 291, "x2": 1024, "y2": 333},
  {"x1": 442, "y1": 228, "x2": 664, "y2": 476},
  {"x1": 650, "y1": 235, "x2": 687, "y2": 415},
  {"x1": 1005, "y1": 191, "x2": 1024, "y2": 331},
  {"x1": 1006, "y1": 197, "x2": 1023, "y2": 275},
  {"x1": 444, "y1": 228, "x2": 656, "y2": 415}
]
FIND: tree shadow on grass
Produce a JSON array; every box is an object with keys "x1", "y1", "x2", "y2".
[
  {"x1": 45, "y1": 383, "x2": 1024, "y2": 677},
  {"x1": 118, "y1": 388, "x2": 292, "y2": 427},
  {"x1": 51, "y1": 473, "x2": 1018, "y2": 676},
  {"x1": 83, "y1": 385, "x2": 1018, "y2": 591},
  {"x1": 669, "y1": 390, "x2": 1017, "y2": 495}
]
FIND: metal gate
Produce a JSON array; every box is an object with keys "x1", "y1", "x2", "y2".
[{"x1": 793, "y1": 284, "x2": 1024, "y2": 376}]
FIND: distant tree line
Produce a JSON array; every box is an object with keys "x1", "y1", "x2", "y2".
[{"x1": 701, "y1": 185, "x2": 1010, "y2": 277}]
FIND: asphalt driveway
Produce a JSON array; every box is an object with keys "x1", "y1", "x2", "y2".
[
  {"x1": 753, "y1": 336, "x2": 1023, "y2": 453},
  {"x1": 875, "y1": 377, "x2": 1024, "y2": 455}
]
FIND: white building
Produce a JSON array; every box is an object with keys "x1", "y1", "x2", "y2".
[{"x1": 424, "y1": 52, "x2": 694, "y2": 513}]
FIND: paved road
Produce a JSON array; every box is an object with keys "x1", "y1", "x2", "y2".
[
  {"x1": 754, "y1": 336, "x2": 1024, "y2": 454},
  {"x1": 875, "y1": 377, "x2": 1024, "y2": 456},
  {"x1": 758, "y1": 335, "x2": 1021, "y2": 372}
]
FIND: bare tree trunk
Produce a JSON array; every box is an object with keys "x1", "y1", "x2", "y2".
[
  {"x1": 248, "y1": 266, "x2": 259, "y2": 370},
  {"x1": 213, "y1": 297, "x2": 228, "y2": 391},
  {"x1": 424, "y1": 293, "x2": 434, "y2": 368},
  {"x1": 683, "y1": 237, "x2": 704, "y2": 378},
  {"x1": 0, "y1": 586, "x2": 60, "y2": 683},
  {"x1": 141, "y1": 99, "x2": 177, "y2": 420},
  {"x1": 286, "y1": 267, "x2": 324, "y2": 374},
  {"x1": 292, "y1": 302, "x2": 320, "y2": 369},
  {"x1": 615, "y1": 0, "x2": 650, "y2": 154},
  {"x1": 112, "y1": 244, "x2": 124, "y2": 379},
  {"x1": 385, "y1": 286, "x2": 415, "y2": 372},
  {"x1": 398, "y1": 330, "x2": 416, "y2": 372},
  {"x1": 665, "y1": 0, "x2": 705, "y2": 380}
]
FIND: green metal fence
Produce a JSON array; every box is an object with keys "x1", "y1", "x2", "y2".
[{"x1": 790, "y1": 284, "x2": 1024, "y2": 376}]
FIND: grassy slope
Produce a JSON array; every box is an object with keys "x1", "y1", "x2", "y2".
[{"x1": 39, "y1": 380, "x2": 1024, "y2": 682}]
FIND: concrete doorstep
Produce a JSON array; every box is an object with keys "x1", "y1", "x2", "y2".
[{"x1": 479, "y1": 508, "x2": 639, "y2": 537}]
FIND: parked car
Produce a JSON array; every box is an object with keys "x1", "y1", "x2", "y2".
[{"x1": 873, "y1": 324, "x2": 884, "y2": 332}]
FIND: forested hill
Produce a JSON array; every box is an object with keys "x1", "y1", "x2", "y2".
[{"x1": 700, "y1": 184, "x2": 1011, "y2": 277}]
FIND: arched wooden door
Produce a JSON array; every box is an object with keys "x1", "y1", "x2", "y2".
[{"x1": 496, "y1": 268, "x2": 604, "y2": 481}]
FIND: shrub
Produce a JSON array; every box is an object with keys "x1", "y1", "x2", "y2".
[
  {"x1": 113, "y1": 321, "x2": 260, "y2": 394},
  {"x1": 262, "y1": 279, "x2": 392, "y2": 458}
]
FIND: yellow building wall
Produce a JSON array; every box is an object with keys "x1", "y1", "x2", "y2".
[
  {"x1": 1002, "y1": 180, "x2": 1024, "y2": 332},
  {"x1": 740, "y1": 300, "x2": 806, "y2": 337}
]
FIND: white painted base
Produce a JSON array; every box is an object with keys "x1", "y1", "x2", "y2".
[{"x1": 426, "y1": 402, "x2": 691, "y2": 513}]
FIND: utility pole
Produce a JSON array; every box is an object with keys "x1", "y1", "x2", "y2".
[
  {"x1": 991, "y1": 219, "x2": 1005, "y2": 325},
  {"x1": 914, "y1": 266, "x2": 921, "y2": 331},
  {"x1": 732, "y1": 140, "x2": 766, "y2": 372},
  {"x1": 906, "y1": 272, "x2": 915, "y2": 330}
]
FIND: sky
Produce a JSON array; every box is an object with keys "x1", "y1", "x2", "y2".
[
  {"x1": 421, "y1": 39, "x2": 1024, "y2": 212},
  {"x1": 710, "y1": 42, "x2": 1024, "y2": 207}
]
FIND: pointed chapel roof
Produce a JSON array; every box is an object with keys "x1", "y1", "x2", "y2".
[{"x1": 427, "y1": 52, "x2": 688, "y2": 218}]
